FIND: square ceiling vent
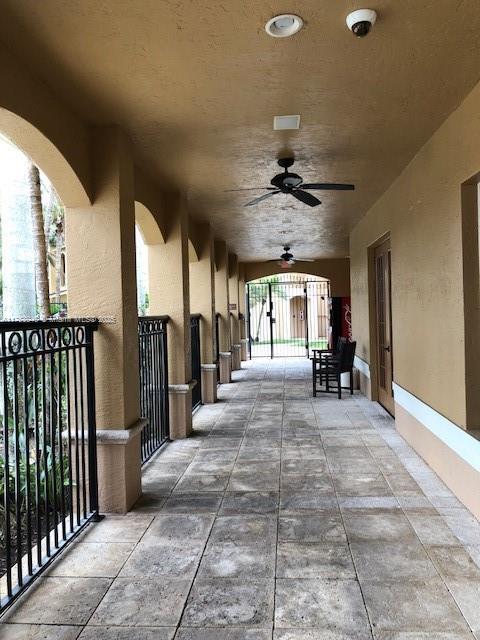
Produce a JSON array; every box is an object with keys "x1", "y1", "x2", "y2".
[{"x1": 273, "y1": 115, "x2": 300, "y2": 130}]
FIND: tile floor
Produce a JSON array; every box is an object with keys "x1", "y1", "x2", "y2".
[{"x1": 2, "y1": 358, "x2": 480, "y2": 639}]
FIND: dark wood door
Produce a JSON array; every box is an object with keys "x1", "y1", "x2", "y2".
[{"x1": 374, "y1": 238, "x2": 394, "y2": 415}]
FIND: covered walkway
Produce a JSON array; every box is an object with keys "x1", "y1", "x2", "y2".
[{"x1": 2, "y1": 359, "x2": 480, "y2": 638}]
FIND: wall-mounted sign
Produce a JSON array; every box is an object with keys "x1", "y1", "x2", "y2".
[{"x1": 229, "y1": 303, "x2": 237, "y2": 311}]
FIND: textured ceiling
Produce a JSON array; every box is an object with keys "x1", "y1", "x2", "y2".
[{"x1": 1, "y1": 0, "x2": 480, "y2": 260}]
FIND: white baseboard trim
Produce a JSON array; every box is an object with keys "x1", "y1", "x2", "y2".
[
  {"x1": 354, "y1": 356, "x2": 370, "y2": 379},
  {"x1": 393, "y1": 382, "x2": 480, "y2": 472}
]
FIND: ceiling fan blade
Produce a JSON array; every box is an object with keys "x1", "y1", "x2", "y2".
[
  {"x1": 245, "y1": 191, "x2": 280, "y2": 207},
  {"x1": 301, "y1": 183, "x2": 355, "y2": 191},
  {"x1": 224, "y1": 187, "x2": 277, "y2": 192},
  {"x1": 295, "y1": 258, "x2": 316, "y2": 263},
  {"x1": 291, "y1": 189, "x2": 321, "y2": 207}
]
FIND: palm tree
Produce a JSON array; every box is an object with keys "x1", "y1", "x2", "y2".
[{"x1": 28, "y1": 163, "x2": 50, "y2": 319}]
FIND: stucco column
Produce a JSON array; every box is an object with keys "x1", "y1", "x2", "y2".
[
  {"x1": 214, "y1": 240, "x2": 231, "y2": 383},
  {"x1": 148, "y1": 194, "x2": 193, "y2": 438},
  {"x1": 65, "y1": 126, "x2": 142, "y2": 513},
  {"x1": 228, "y1": 253, "x2": 241, "y2": 371},
  {"x1": 190, "y1": 224, "x2": 217, "y2": 403},
  {"x1": 239, "y1": 263, "x2": 248, "y2": 361}
]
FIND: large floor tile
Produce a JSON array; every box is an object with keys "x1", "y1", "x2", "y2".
[
  {"x1": 47, "y1": 542, "x2": 134, "y2": 578},
  {"x1": 79, "y1": 627, "x2": 175, "y2": 639},
  {"x1": 6, "y1": 577, "x2": 111, "y2": 625},
  {"x1": 276, "y1": 542, "x2": 355, "y2": 579},
  {"x1": 118, "y1": 540, "x2": 204, "y2": 578},
  {"x1": 182, "y1": 578, "x2": 274, "y2": 627},
  {"x1": 0, "y1": 625, "x2": 81, "y2": 640},
  {"x1": 361, "y1": 578, "x2": 470, "y2": 633},
  {"x1": 350, "y1": 541, "x2": 437, "y2": 581},
  {"x1": 89, "y1": 577, "x2": 191, "y2": 627},
  {"x1": 176, "y1": 630, "x2": 272, "y2": 640},
  {"x1": 198, "y1": 542, "x2": 275, "y2": 579},
  {"x1": 142, "y1": 513, "x2": 214, "y2": 543},
  {"x1": 278, "y1": 513, "x2": 346, "y2": 543},
  {"x1": 342, "y1": 511, "x2": 417, "y2": 542},
  {"x1": 275, "y1": 578, "x2": 370, "y2": 635}
]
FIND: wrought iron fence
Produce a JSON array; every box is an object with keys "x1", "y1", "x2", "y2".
[
  {"x1": 138, "y1": 316, "x2": 170, "y2": 464},
  {"x1": 247, "y1": 278, "x2": 330, "y2": 358},
  {"x1": 190, "y1": 315, "x2": 202, "y2": 411},
  {"x1": 0, "y1": 319, "x2": 100, "y2": 614}
]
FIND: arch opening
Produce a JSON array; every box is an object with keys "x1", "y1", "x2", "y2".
[
  {"x1": 246, "y1": 273, "x2": 331, "y2": 359},
  {"x1": 0, "y1": 108, "x2": 90, "y2": 208},
  {"x1": 0, "y1": 133, "x2": 68, "y2": 319}
]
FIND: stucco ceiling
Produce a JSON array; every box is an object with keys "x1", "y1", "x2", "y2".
[{"x1": 0, "y1": 0, "x2": 480, "y2": 260}]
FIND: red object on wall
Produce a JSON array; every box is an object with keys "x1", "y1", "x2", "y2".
[{"x1": 341, "y1": 297, "x2": 352, "y2": 341}]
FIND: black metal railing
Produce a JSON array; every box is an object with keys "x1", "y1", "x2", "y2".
[
  {"x1": 138, "y1": 316, "x2": 169, "y2": 464},
  {"x1": 0, "y1": 319, "x2": 100, "y2": 614},
  {"x1": 215, "y1": 312, "x2": 220, "y2": 382},
  {"x1": 190, "y1": 315, "x2": 202, "y2": 411}
]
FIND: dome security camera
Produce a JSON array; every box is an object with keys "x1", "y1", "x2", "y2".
[{"x1": 346, "y1": 9, "x2": 377, "y2": 37}]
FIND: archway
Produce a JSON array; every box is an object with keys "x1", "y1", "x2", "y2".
[
  {"x1": 0, "y1": 108, "x2": 91, "y2": 209},
  {"x1": 246, "y1": 273, "x2": 330, "y2": 358},
  {"x1": 134, "y1": 201, "x2": 166, "y2": 316}
]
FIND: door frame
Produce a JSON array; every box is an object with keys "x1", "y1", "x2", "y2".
[{"x1": 368, "y1": 232, "x2": 395, "y2": 415}]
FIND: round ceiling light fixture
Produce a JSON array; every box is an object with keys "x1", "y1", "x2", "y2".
[{"x1": 265, "y1": 14, "x2": 303, "y2": 38}]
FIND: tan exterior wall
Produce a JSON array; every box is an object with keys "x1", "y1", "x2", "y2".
[
  {"x1": 243, "y1": 259, "x2": 350, "y2": 297},
  {"x1": 350, "y1": 79, "x2": 480, "y2": 431},
  {"x1": 0, "y1": 43, "x2": 91, "y2": 207},
  {"x1": 190, "y1": 223, "x2": 216, "y2": 364}
]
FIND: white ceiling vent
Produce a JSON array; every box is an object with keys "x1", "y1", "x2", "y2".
[{"x1": 273, "y1": 115, "x2": 300, "y2": 131}]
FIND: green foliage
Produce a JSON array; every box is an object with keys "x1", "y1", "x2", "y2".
[{"x1": 0, "y1": 355, "x2": 71, "y2": 550}]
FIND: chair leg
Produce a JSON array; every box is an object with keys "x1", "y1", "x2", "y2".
[
  {"x1": 326, "y1": 371, "x2": 330, "y2": 393},
  {"x1": 350, "y1": 371, "x2": 353, "y2": 395},
  {"x1": 337, "y1": 373, "x2": 341, "y2": 400},
  {"x1": 312, "y1": 360, "x2": 316, "y2": 397}
]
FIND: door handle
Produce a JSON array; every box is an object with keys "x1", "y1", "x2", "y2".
[{"x1": 384, "y1": 346, "x2": 391, "y2": 352}]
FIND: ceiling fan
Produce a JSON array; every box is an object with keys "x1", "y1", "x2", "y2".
[
  {"x1": 226, "y1": 158, "x2": 354, "y2": 207},
  {"x1": 268, "y1": 246, "x2": 315, "y2": 269}
]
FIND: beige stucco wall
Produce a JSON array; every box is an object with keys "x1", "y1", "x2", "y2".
[
  {"x1": 0, "y1": 43, "x2": 91, "y2": 207},
  {"x1": 243, "y1": 259, "x2": 350, "y2": 297},
  {"x1": 350, "y1": 79, "x2": 480, "y2": 430}
]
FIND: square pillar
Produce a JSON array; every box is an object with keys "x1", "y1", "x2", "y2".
[
  {"x1": 190, "y1": 224, "x2": 217, "y2": 403},
  {"x1": 228, "y1": 253, "x2": 241, "y2": 370},
  {"x1": 219, "y1": 351, "x2": 232, "y2": 384},
  {"x1": 214, "y1": 240, "x2": 231, "y2": 354},
  {"x1": 65, "y1": 126, "x2": 142, "y2": 513},
  {"x1": 148, "y1": 194, "x2": 192, "y2": 438}
]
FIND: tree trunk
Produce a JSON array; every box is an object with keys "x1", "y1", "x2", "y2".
[
  {"x1": 55, "y1": 218, "x2": 64, "y2": 300},
  {"x1": 28, "y1": 163, "x2": 50, "y2": 319}
]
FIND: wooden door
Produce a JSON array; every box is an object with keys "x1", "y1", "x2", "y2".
[
  {"x1": 374, "y1": 238, "x2": 394, "y2": 415},
  {"x1": 290, "y1": 296, "x2": 306, "y2": 339}
]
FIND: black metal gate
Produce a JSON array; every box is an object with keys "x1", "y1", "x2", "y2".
[
  {"x1": 190, "y1": 315, "x2": 202, "y2": 410},
  {"x1": 138, "y1": 316, "x2": 169, "y2": 463},
  {"x1": 247, "y1": 277, "x2": 330, "y2": 358}
]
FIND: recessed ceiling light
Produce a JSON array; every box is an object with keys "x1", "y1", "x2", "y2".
[
  {"x1": 274, "y1": 115, "x2": 300, "y2": 130},
  {"x1": 265, "y1": 14, "x2": 303, "y2": 38}
]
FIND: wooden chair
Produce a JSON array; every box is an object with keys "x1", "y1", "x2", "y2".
[
  {"x1": 312, "y1": 340, "x2": 356, "y2": 399},
  {"x1": 312, "y1": 337, "x2": 346, "y2": 390}
]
